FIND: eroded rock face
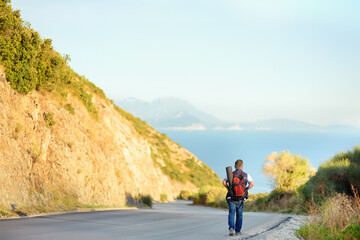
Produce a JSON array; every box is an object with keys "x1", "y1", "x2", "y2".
[{"x1": 0, "y1": 69, "x2": 207, "y2": 211}]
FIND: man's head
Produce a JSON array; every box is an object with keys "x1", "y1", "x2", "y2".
[{"x1": 235, "y1": 159, "x2": 243, "y2": 169}]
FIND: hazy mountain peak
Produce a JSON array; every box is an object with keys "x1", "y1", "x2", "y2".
[
  {"x1": 116, "y1": 97, "x2": 228, "y2": 130},
  {"x1": 116, "y1": 98, "x2": 360, "y2": 132}
]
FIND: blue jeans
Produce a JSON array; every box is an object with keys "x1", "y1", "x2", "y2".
[{"x1": 228, "y1": 199, "x2": 244, "y2": 232}]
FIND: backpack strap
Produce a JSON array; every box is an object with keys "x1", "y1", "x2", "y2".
[
  {"x1": 233, "y1": 171, "x2": 248, "y2": 183},
  {"x1": 232, "y1": 172, "x2": 247, "y2": 188}
]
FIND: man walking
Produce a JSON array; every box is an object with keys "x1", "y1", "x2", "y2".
[{"x1": 223, "y1": 159, "x2": 254, "y2": 236}]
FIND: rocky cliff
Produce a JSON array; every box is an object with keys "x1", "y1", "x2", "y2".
[
  {"x1": 0, "y1": 2, "x2": 220, "y2": 216},
  {"x1": 0, "y1": 66, "x2": 219, "y2": 215}
]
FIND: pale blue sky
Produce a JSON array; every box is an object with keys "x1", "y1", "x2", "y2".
[{"x1": 11, "y1": 0, "x2": 360, "y2": 126}]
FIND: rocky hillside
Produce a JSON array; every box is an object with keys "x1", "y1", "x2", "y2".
[{"x1": 0, "y1": 2, "x2": 220, "y2": 216}]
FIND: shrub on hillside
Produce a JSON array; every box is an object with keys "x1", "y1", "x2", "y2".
[
  {"x1": 43, "y1": 112, "x2": 55, "y2": 128},
  {"x1": 302, "y1": 145, "x2": 360, "y2": 202},
  {"x1": 0, "y1": 2, "x2": 69, "y2": 94},
  {"x1": 177, "y1": 190, "x2": 192, "y2": 200},
  {"x1": 64, "y1": 103, "x2": 75, "y2": 115},
  {"x1": 0, "y1": 1, "x2": 102, "y2": 119},
  {"x1": 140, "y1": 195, "x2": 153, "y2": 208},
  {"x1": 192, "y1": 193, "x2": 207, "y2": 205}
]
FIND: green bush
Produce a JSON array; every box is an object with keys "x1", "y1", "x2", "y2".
[
  {"x1": 0, "y1": 3, "x2": 69, "y2": 95},
  {"x1": 245, "y1": 192, "x2": 269, "y2": 212},
  {"x1": 0, "y1": 2, "x2": 101, "y2": 119},
  {"x1": 0, "y1": 209, "x2": 10, "y2": 217},
  {"x1": 192, "y1": 186, "x2": 227, "y2": 208},
  {"x1": 43, "y1": 112, "x2": 55, "y2": 128},
  {"x1": 177, "y1": 190, "x2": 191, "y2": 200},
  {"x1": 79, "y1": 87, "x2": 98, "y2": 119},
  {"x1": 64, "y1": 103, "x2": 75, "y2": 115},
  {"x1": 140, "y1": 195, "x2": 153, "y2": 208},
  {"x1": 302, "y1": 145, "x2": 360, "y2": 202},
  {"x1": 192, "y1": 193, "x2": 207, "y2": 205}
]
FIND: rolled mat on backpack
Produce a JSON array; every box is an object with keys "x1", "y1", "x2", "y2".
[{"x1": 226, "y1": 166, "x2": 233, "y2": 188}]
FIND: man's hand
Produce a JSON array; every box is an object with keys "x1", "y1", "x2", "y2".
[{"x1": 222, "y1": 179, "x2": 228, "y2": 188}]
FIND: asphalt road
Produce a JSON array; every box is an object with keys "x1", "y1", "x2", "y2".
[{"x1": 0, "y1": 200, "x2": 288, "y2": 240}]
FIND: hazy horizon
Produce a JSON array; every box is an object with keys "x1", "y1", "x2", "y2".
[
  {"x1": 117, "y1": 96, "x2": 360, "y2": 128},
  {"x1": 11, "y1": 0, "x2": 360, "y2": 127}
]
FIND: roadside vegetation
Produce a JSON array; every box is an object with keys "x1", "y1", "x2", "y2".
[
  {"x1": 296, "y1": 146, "x2": 360, "y2": 239},
  {"x1": 192, "y1": 185, "x2": 228, "y2": 209},
  {"x1": 189, "y1": 146, "x2": 360, "y2": 239},
  {"x1": 245, "y1": 151, "x2": 315, "y2": 214},
  {"x1": 296, "y1": 188, "x2": 360, "y2": 240},
  {"x1": 139, "y1": 195, "x2": 153, "y2": 208}
]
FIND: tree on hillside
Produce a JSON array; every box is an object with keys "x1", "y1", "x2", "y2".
[{"x1": 263, "y1": 151, "x2": 316, "y2": 192}]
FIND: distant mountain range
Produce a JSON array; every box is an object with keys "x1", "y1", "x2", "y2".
[
  {"x1": 116, "y1": 97, "x2": 229, "y2": 130},
  {"x1": 115, "y1": 98, "x2": 360, "y2": 132}
]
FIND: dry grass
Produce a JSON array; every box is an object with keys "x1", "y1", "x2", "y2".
[
  {"x1": 296, "y1": 187, "x2": 360, "y2": 239},
  {"x1": 320, "y1": 192, "x2": 360, "y2": 229}
]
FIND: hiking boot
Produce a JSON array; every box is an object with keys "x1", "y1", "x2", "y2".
[
  {"x1": 229, "y1": 229, "x2": 235, "y2": 236},
  {"x1": 235, "y1": 231, "x2": 242, "y2": 236}
]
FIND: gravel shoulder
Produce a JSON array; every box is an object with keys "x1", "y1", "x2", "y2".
[{"x1": 226, "y1": 214, "x2": 308, "y2": 240}]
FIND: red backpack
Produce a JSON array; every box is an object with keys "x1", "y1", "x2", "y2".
[{"x1": 231, "y1": 171, "x2": 247, "y2": 200}]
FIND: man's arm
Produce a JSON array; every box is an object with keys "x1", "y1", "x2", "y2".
[
  {"x1": 246, "y1": 173, "x2": 254, "y2": 190},
  {"x1": 247, "y1": 181, "x2": 254, "y2": 190}
]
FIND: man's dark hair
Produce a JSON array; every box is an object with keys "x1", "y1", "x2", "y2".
[{"x1": 235, "y1": 159, "x2": 243, "y2": 169}]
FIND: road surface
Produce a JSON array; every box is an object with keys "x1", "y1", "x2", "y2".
[{"x1": 0, "y1": 200, "x2": 291, "y2": 240}]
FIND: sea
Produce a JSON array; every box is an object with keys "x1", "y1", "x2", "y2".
[{"x1": 163, "y1": 130, "x2": 360, "y2": 193}]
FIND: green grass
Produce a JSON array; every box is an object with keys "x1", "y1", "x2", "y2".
[
  {"x1": 297, "y1": 223, "x2": 360, "y2": 240},
  {"x1": 0, "y1": 209, "x2": 10, "y2": 217}
]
